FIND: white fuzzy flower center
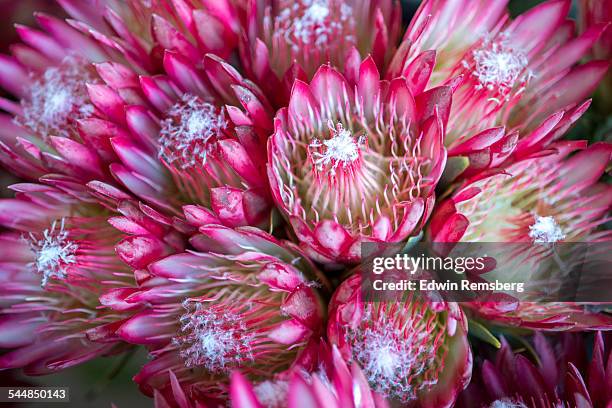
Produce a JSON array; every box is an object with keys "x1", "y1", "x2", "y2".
[
  {"x1": 158, "y1": 94, "x2": 227, "y2": 169},
  {"x1": 173, "y1": 302, "x2": 253, "y2": 372},
  {"x1": 276, "y1": 0, "x2": 353, "y2": 49},
  {"x1": 470, "y1": 39, "x2": 529, "y2": 93},
  {"x1": 17, "y1": 56, "x2": 95, "y2": 139},
  {"x1": 346, "y1": 318, "x2": 437, "y2": 401},
  {"x1": 305, "y1": 2, "x2": 329, "y2": 21},
  {"x1": 529, "y1": 215, "x2": 565, "y2": 243},
  {"x1": 310, "y1": 122, "x2": 365, "y2": 173},
  {"x1": 27, "y1": 219, "x2": 78, "y2": 286},
  {"x1": 253, "y1": 380, "x2": 289, "y2": 408}
]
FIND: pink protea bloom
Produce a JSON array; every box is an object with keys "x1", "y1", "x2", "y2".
[
  {"x1": 112, "y1": 225, "x2": 327, "y2": 400},
  {"x1": 430, "y1": 142, "x2": 612, "y2": 330},
  {"x1": 87, "y1": 50, "x2": 275, "y2": 228},
  {"x1": 431, "y1": 142, "x2": 612, "y2": 244},
  {"x1": 458, "y1": 332, "x2": 612, "y2": 408},
  {"x1": 241, "y1": 0, "x2": 402, "y2": 105},
  {"x1": 229, "y1": 343, "x2": 390, "y2": 408},
  {"x1": 327, "y1": 274, "x2": 472, "y2": 407},
  {"x1": 0, "y1": 184, "x2": 137, "y2": 373},
  {"x1": 267, "y1": 58, "x2": 448, "y2": 264},
  {"x1": 395, "y1": 0, "x2": 609, "y2": 177},
  {"x1": 0, "y1": 0, "x2": 248, "y2": 185},
  {"x1": 0, "y1": 12, "x2": 128, "y2": 184}
]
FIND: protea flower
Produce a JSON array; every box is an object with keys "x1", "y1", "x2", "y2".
[
  {"x1": 241, "y1": 0, "x2": 402, "y2": 106},
  {"x1": 396, "y1": 0, "x2": 609, "y2": 177},
  {"x1": 0, "y1": 12, "x2": 123, "y2": 184},
  {"x1": 111, "y1": 225, "x2": 327, "y2": 400},
  {"x1": 432, "y1": 142, "x2": 612, "y2": 243},
  {"x1": 268, "y1": 57, "x2": 448, "y2": 264},
  {"x1": 327, "y1": 273, "x2": 472, "y2": 407},
  {"x1": 229, "y1": 343, "x2": 389, "y2": 408},
  {"x1": 0, "y1": 0, "x2": 249, "y2": 187},
  {"x1": 86, "y1": 50, "x2": 276, "y2": 229},
  {"x1": 458, "y1": 332, "x2": 612, "y2": 408},
  {"x1": 0, "y1": 183, "x2": 135, "y2": 373},
  {"x1": 430, "y1": 142, "x2": 612, "y2": 330}
]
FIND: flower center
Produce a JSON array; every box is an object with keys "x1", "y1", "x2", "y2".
[
  {"x1": 528, "y1": 215, "x2": 565, "y2": 243},
  {"x1": 27, "y1": 219, "x2": 78, "y2": 286},
  {"x1": 275, "y1": 0, "x2": 354, "y2": 49},
  {"x1": 469, "y1": 38, "x2": 529, "y2": 95},
  {"x1": 346, "y1": 313, "x2": 440, "y2": 401},
  {"x1": 309, "y1": 122, "x2": 365, "y2": 176},
  {"x1": 17, "y1": 56, "x2": 96, "y2": 140},
  {"x1": 172, "y1": 301, "x2": 254, "y2": 372},
  {"x1": 158, "y1": 94, "x2": 227, "y2": 169}
]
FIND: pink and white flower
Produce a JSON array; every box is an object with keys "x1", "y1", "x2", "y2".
[
  {"x1": 430, "y1": 142, "x2": 612, "y2": 330},
  {"x1": 268, "y1": 58, "x2": 447, "y2": 263},
  {"x1": 241, "y1": 0, "x2": 402, "y2": 105},
  {"x1": 0, "y1": 184, "x2": 136, "y2": 373},
  {"x1": 397, "y1": 0, "x2": 610, "y2": 177},
  {"x1": 0, "y1": 13, "x2": 125, "y2": 184},
  {"x1": 61, "y1": 0, "x2": 244, "y2": 71},
  {"x1": 229, "y1": 342, "x2": 390, "y2": 408},
  {"x1": 88, "y1": 50, "x2": 276, "y2": 229},
  {"x1": 327, "y1": 274, "x2": 472, "y2": 407},
  {"x1": 111, "y1": 225, "x2": 327, "y2": 400}
]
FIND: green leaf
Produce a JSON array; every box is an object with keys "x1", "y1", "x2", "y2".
[
  {"x1": 400, "y1": 231, "x2": 423, "y2": 253},
  {"x1": 468, "y1": 320, "x2": 501, "y2": 349}
]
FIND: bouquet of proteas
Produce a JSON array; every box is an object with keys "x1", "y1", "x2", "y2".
[{"x1": 0, "y1": 0, "x2": 611, "y2": 407}]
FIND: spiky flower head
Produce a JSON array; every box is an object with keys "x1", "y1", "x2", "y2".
[
  {"x1": 327, "y1": 274, "x2": 472, "y2": 406},
  {"x1": 0, "y1": 184, "x2": 140, "y2": 373},
  {"x1": 430, "y1": 142, "x2": 612, "y2": 330},
  {"x1": 0, "y1": 18, "x2": 116, "y2": 184},
  {"x1": 432, "y1": 142, "x2": 612, "y2": 245},
  {"x1": 112, "y1": 225, "x2": 327, "y2": 399},
  {"x1": 268, "y1": 58, "x2": 447, "y2": 263},
  {"x1": 0, "y1": 0, "x2": 252, "y2": 190},
  {"x1": 59, "y1": 0, "x2": 243, "y2": 70},
  {"x1": 86, "y1": 51, "x2": 276, "y2": 229},
  {"x1": 242, "y1": 0, "x2": 401, "y2": 105},
  {"x1": 395, "y1": 0, "x2": 610, "y2": 178}
]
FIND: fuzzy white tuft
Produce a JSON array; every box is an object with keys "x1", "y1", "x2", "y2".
[
  {"x1": 276, "y1": 0, "x2": 353, "y2": 49},
  {"x1": 26, "y1": 219, "x2": 78, "y2": 286},
  {"x1": 529, "y1": 215, "x2": 565, "y2": 243},
  {"x1": 490, "y1": 400, "x2": 528, "y2": 408},
  {"x1": 173, "y1": 301, "x2": 254, "y2": 372},
  {"x1": 345, "y1": 315, "x2": 437, "y2": 401},
  {"x1": 158, "y1": 94, "x2": 227, "y2": 169},
  {"x1": 468, "y1": 37, "x2": 529, "y2": 96},
  {"x1": 310, "y1": 122, "x2": 366, "y2": 172},
  {"x1": 17, "y1": 56, "x2": 96, "y2": 139}
]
